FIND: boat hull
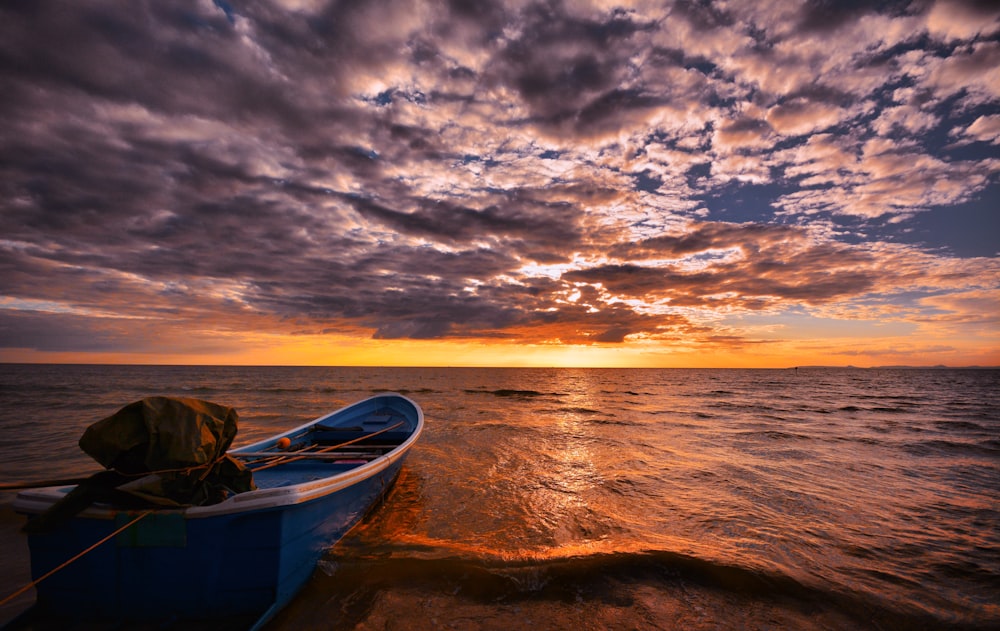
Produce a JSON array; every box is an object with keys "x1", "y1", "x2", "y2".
[
  {"x1": 24, "y1": 461, "x2": 404, "y2": 622},
  {"x1": 13, "y1": 393, "x2": 422, "y2": 627}
]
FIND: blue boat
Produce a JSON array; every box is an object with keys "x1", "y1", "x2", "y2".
[{"x1": 11, "y1": 393, "x2": 424, "y2": 629}]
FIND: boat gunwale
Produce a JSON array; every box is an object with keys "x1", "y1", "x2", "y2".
[{"x1": 12, "y1": 392, "x2": 424, "y2": 520}]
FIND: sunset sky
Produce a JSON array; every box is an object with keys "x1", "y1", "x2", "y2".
[{"x1": 1, "y1": 0, "x2": 998, "y2": 368}]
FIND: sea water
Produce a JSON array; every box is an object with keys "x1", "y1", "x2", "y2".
[{"x1": 0, "y1": 365, "x2": 997, "y2": 629}]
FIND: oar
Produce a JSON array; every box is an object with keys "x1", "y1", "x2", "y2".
[
  {"x1": 230, "y1": 452, "x2": 379, "y2": 461},
  {"x1": 230, "y1": 420, "x2": 405, "y2": 463},
  {"x1": 226, "y1": 425, "x2": 368, "y2": 466},
  {"x1": 243, "y1": 421, "x2": 405, "y2": 472},
  {"x1": 232, "y1": 449, "x2": 384, "y2": 458}
]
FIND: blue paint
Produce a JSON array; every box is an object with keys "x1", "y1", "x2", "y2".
[{"x1": 16, "y1": 393, "x2": 423, "y2": 627}]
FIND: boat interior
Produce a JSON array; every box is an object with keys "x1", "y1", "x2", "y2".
[{"x1": 242, "y1": 406, "x2": 415, "y2": 489}]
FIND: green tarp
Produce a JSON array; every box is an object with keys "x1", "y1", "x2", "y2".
[
  {"x1": 78, "y1": 396, "x2": 256, "y2": 506},
  {"x1": 25, "y1": 397, "x2": 256, "y2": 533}
]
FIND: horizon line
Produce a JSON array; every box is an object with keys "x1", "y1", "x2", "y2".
[{"x1": 2, "y1": 362, "x2": 997, "y2": 370}]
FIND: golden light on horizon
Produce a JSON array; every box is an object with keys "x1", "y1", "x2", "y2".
[{"x1": 3, "y1": 323, "x2": 996, "y2": 368}]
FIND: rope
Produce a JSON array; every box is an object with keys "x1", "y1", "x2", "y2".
[
  {"x1": 0, "y1": 510, "x2": 153, "y2": 607},
  {"x1": 0, "y1": 454, "x2": 234, "y2": 492},
  {"x1": 248, "y1": 421, "x2": 405, "y2": 472},
  {"x1": 2, "y1": 422, "x2": 404, "y2": 489},
  {"x1": 0, "y1": 477, "x2": 94, "y2": 492}
]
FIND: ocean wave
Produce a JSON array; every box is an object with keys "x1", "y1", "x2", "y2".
[
  {"x1": 464, "y1": 388, "x2": 564, "y2": 399},
  {"x1": 735, "y1": 430, "x2": 812, "y2": 441},
  {"x1": 326, "y1": 546, "x2": 807, "y2": 598},
  {"x1": 933, "y1": 420, "x2": 987, "y2": 431},
  {"x1": 546, "y1": 406, "x2": 605, "y2": 415},
  {"x1": 583, "y1": 418, "x2": 635, "y2": 426},
  {"x1": 833, "y1": 435, "x2": 884, "y2": 446},
  {"x1": 313, "y1": 546, "x2": 991, "y2": 630},
  {"x1": 396, "y1": 387, "x2": 438, "y2": 394},
  {"x1": 177, "y1": 385, "x2": 222, "y2": 393},
  {"x1": 902, "y1": 440, "x2": 999, "y2": 457}
]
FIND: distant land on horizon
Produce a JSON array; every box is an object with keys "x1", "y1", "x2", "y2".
[
  {"x1": 0, "y1": 362, "x2": 998, "y2": 370},
  {"x1": 795, "y1": 365, "x2": 1000, "y2": 370}
]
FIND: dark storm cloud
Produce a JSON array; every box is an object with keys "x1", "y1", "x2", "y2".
[
  {"x1": 0, "y1": 0, "x2": 997, "y2": 357},
  {"x1": 0, "y1": 309, "x2": 239, "y2": 355},
  {"x1": 796, "y1": 0, "x2": 910, "y2": 33},
  {"x1": 573, "y1": 221, "x2": 882, "y2": 308},
  {"x1": 341, "y1": 192, "x2": 584, "y2": 250},
  {"x1": 488, "y1": 2, "x2": 662, "y2": 136},
  {"x1": 610, "y1": 221, "x2": 798, "y2": 258},
  {"x1": 563, "y1": 257, "x2": 878, "y2": 308},
  {"x1": 0, "y1": 310, "x2": 142, "y2": 353},
  {"x1": 671, "y1": 0, "x2": 736, "y2": 31},
  {"x1": 0, "y1": 2, "x2": 297, "y2": 127}
]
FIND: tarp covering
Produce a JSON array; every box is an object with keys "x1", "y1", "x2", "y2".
[
  {"x1": 81, "y1": 396, "x2": 240, "y2": 474},
  {"x1": 24, "y1": 397, "x2": 255, "y2": 533},
  {"x1": 78, "y1": 396, "x2": 256, "y2": 506}
]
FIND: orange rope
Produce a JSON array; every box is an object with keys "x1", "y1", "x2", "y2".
[{"x1": 0, "y1": 510, "x2": 153, "y2": 607}]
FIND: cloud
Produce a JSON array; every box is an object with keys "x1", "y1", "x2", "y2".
[
  {"x1": 962, "y1": 114, "x2": 1000, "y2": 144},
  {"x1": 714, "y1": 117, "x2": 774, "y2": 150},
  {"x1": 924, "y1": 0, "x2": 1000, "y2": 41},
  {"x1": 920, "y1": 289, "x2": 1000, "y2": 326},
  {"x1": 925, "y1": 40, "x2": 1000, "y2": 106},
  {"x1": 570, "y1": 221, "x2": 882, "y2": 310},
  {"x1": 795, "y1": 0, "x2": 894, "y2": 34},
  {"x1": 0, "y1": 0, "x2": 996, "y2": 361},
  {"x1": 766, "y1": 99, "x2": 848, "y2": 137},
  {"x1": 483, "y1": 3, "x2": 667, "y2": 139}
]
